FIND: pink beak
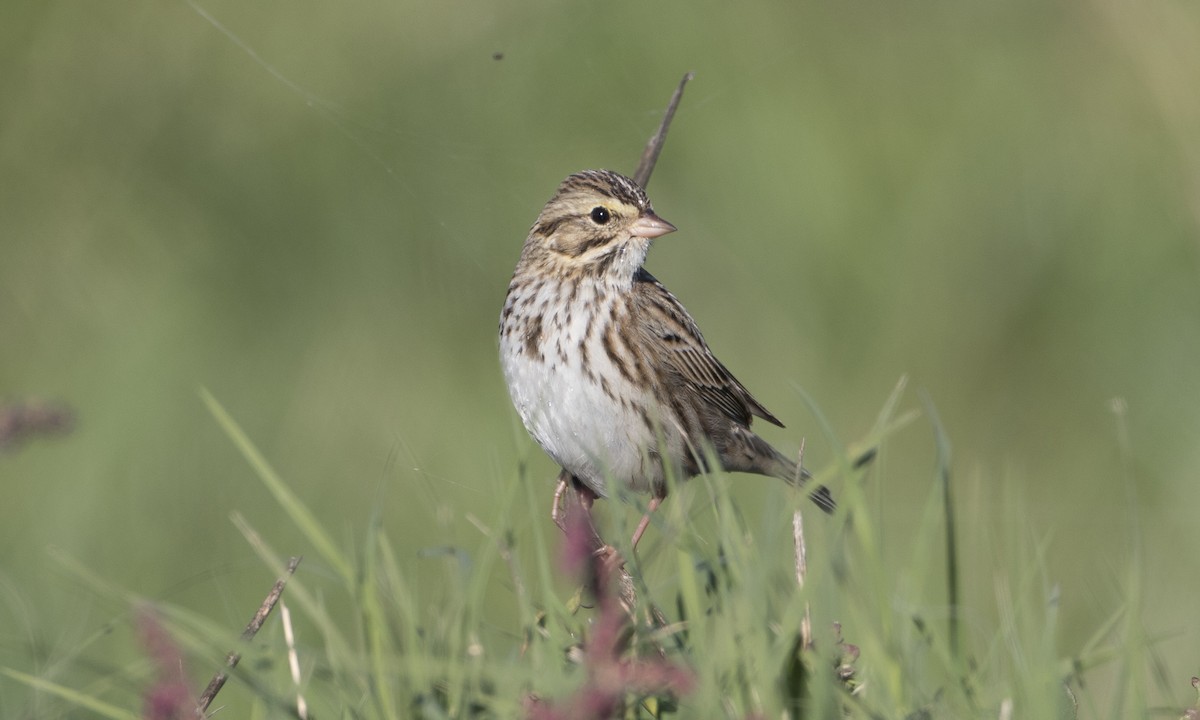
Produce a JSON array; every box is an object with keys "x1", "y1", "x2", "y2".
[{"x1": 630, "y1": 212, "x2": 677, "y2": 239}]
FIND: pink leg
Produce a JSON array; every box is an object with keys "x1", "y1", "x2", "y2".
[
  {"x1": 630, "y1": 495, "x2": 664, "y2": 551},
  {"x1": 551, "y1": 470, "x2": 571, "y2": 531},
  {"x1": 552, "y1": 472, "x2": 603, "y2": 555},
  {"x1": 560, "y1": 476, "x2": 605, "y2": 557}
]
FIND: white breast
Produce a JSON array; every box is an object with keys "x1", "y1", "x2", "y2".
[{"x1": 500, "y1": 279, "x2": 663, "y2": 496}]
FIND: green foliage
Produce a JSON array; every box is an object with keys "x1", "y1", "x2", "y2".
[{"x1": 4, "y1": 389, "x2": 1174, "y2": 718}]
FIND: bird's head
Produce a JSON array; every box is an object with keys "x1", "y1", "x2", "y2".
[{"x1": 524, "y1": 170, "x2": 676, "y2": 279}]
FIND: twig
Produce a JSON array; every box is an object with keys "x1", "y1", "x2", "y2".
[
  {"x1": 280, "y1": 600, "x2": 307, "y2": 719},
  {"x1": 792, "y1": 439, "x2": 813, "y2": 651},
  {"x1": 632, "y1": 72, "x2": 694, "y2": 189},
  {"x1": 1062, "y1": 681, "x2": 1079, "y2": 719},
  {"x1": 195, "y1": 556, "x2": 302, "y2": 716}
]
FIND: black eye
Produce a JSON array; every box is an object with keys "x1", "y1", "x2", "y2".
[{"x1": 590, "y1": 206, "x2": 611, "y2": 225}]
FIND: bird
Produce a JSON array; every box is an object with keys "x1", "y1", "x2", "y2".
[{"x1": 499, "y1": 169, "x2": 832, "y2": 549}]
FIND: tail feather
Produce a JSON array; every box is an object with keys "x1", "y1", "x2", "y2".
[
  {"x1": 754, "y1": 439, "x2": 836, "y2": 515},
  {"x1": 715, "y1": 428, "x2": 836, "y2": 514}
]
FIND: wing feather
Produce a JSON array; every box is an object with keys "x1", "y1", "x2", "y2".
[{"x1": 632, "y1": 270, "x2": 784, "y2": 429}]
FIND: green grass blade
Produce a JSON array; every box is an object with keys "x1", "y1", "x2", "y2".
[
  {"x1": 920, "y1": 390, "x2": 961, "y2": 662},
  {"x1": 200, "y1": 387, "x2": 353, "y2": 583},
  {"x1": 359, "y1": 500, "x2": 398, "y2": 720},
  {"x1": 0, "y1": 668, "x2": 139, "y2": 720}
]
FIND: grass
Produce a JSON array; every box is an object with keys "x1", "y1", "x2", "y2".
[{"x1": 3, "y1": 383, "x2": 1183, "y2": 719}]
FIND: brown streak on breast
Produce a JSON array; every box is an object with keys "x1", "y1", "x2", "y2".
[
  {"x1": 523, "y1": 314, "x2": 543, "y2": 361},
  {"x1": 602, "y1": 323, "x2": 637, "y2": 384}
]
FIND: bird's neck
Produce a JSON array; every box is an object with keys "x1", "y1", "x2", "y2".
[{"x1": 518, "y1": 244, "x2": 650, "y2": 293}]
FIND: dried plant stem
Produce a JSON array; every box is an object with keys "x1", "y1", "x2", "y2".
[
  {"x1": 632, "y1": 72, "x2": 694, "y2": 189},
  {"x1": 280, "y1": 600, "x2": 307, "y2": 719},
  {"x1": 792, "y1": 439, "x2": 813, "y2": 651},
  {"x1": 195, "y1": 556, "x2": 302, "y2": 716}
]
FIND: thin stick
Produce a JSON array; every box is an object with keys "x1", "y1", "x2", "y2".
[
  {"x1": 280, "y1": 600, "x2": 307, "y2": 719},
  {"x1": 792, "y1": 439, "x2": 813, "y2": 651},
  {"x1": 196, "y1": 556, "x2": 302, "y2": 716},
  {"x1": 632, "y1": 72, "x2": 694, "y2": 189},
  {"x1": 793, "y1": 510, "x2": 812, "y2": 651},
  {"x1": 551, "y1": 469, "x2": 571, "y2": 531}
]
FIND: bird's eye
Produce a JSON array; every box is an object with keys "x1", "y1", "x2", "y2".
[{"x1": 590, "y1": 206, "x2": 611, "y2": 225}]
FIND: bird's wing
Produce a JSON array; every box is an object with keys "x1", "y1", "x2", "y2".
[{"x1": 632, "y1": 270, "x2": 784, "y2": 428}]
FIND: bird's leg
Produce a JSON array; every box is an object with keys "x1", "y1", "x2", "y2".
[
  {"x1": 559, "y1": 478, "x2": 627, "y2": 571},
  {"x1": 572, "y1": 477, "x2": 597, "y2": 513},
  {"x1": 570, "y1": 477, "x2": 601, "y2": 549},
  {"x1": 551, "y1": 469, "x2": 571, "y2": 532},
  {"x1": 552, "y1": 471, "x2": 605, "y2": 551},
  {"x1": 550, "y1": 476, "x2": 642, "y2": 616},
  {"x1": 630, "y1": 493, "x2": 665, "y2": 551},
  {"x1": 554, "y1": 473, "x2": 604, "y2": 552},
  {"x1": 550, "y1": 470, "x2": 608, "y2": 561}
]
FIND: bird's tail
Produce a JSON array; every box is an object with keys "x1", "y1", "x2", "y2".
[{"x1": 760, "y1": 443, "x2": 836, "y2": 514}]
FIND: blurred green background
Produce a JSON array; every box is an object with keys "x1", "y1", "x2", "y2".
[{"x1": 3, "y1": 0, "x2": 1199, "y2": 712}]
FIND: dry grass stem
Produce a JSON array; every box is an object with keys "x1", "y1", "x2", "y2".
[{"x1": 196, "y1": 555, "x2": 302, "y2": 716}]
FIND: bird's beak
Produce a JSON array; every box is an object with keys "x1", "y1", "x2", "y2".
[{"x1": 630, "y1": 212, "x2": 677, "y2": 239}]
